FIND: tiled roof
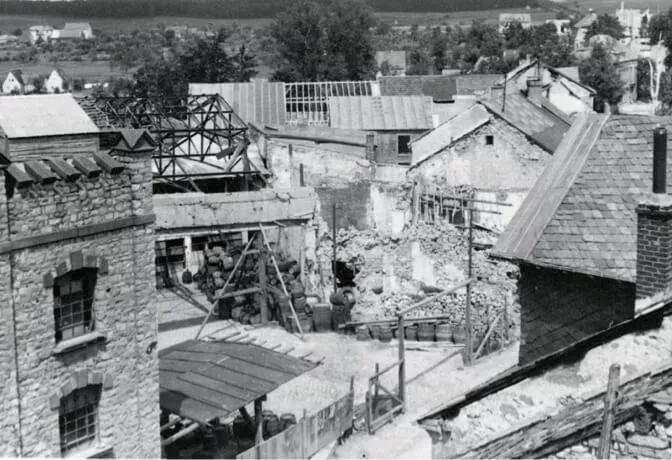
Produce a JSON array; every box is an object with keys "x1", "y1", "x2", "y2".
[
  {"x1": 328, "y1": 96, "x2": 432, "y2": 131},
  {"x1": 493, "y1": 114, "x2": 672, "y2": 283},
  {"x1": 455, "y1": 75, "x2": 501, "y2": 95},
  {"x1": 480, "y1": 92, "x2": 571, "y2": 153},
  {"x1": 378, "y1": 75, "x2": 458, "y2": 101}
]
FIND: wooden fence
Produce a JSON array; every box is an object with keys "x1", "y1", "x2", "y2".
[{"x1": 237, "y1": 384, "x2": 354, "y2": 459}]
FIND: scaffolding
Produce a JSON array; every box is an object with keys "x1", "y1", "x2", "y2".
[{"x1": 80, "y1": 94, "x2": 268, "y2": 191}]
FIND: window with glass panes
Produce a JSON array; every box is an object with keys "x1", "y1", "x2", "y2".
[
  {"x1": 53, "y1": 268, "x2": 97, "y2": 342},
  {"x1": 59, "y1": 385, "x2": 101, "y2": 454}
]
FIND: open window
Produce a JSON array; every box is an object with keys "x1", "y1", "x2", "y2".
[
  {"x1": 53, "y1": 268, "x2": 97, "y2": 342},
  {"x1": 397, "y1": 135, "x2": 412, "y2": 165},
  {"x1": 59, "y1": 385, "x2": 101, "y2": 455},
  {"x1": 485, "y1": 135, "x2": 494, "y2": 146}
]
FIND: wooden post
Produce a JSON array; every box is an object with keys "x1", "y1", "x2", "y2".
[
  {"x1": 332, "y1": 202, "x2": 337, "y2": 294},
  {"x1": 299, "y1": 163, "x2": 305, "y2": 187},
  {"x1": 598, "y1": 364, "x2": 621, "y2": 459},
  {"x1": 503, "y1": 291, "x2": 509, "y2": 343},
  {"x1": 465, "y1": 205, "x2": 474, "y2": 365},
  {"x1": 254, "y1": 397, "x2": 264, "y2": 459},
  {"x1": 398, "y1": 314, "x2": 406, "y2": 413},
  {"x1": 374, "y1": 362, "x2": 380, "y2": 407},
  {"x1": 300, "y1": 408, "x2": 307, "y2": 459},
  {"x1": 365, "y1": 389, "x2": 372, "y2": 435},
  {"x1": 257, "y1": 232, "x2": 268, "y2": 324}
]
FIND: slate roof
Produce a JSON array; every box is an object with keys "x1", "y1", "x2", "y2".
[
  {"x1": 328, "y1": 96, "x2": 432, "y2": 131},
  {"x1": 159, "y1": 340, "x2": 317, "y2": 424},
  {"x1": 480, "y1": 92, "x2": 571, "y2": 153},
  {"x1": 378, "y1": 75, "x2": 458, "y2": 102},
  {"x1": 492, "y1": 114, "x2": 672, "y2": 283},
  {"x1": 455, "y1": 75, "x2": 501, "y2": 95},
  {"x1": 0, "y1": 94, "x2": 100, "y2": 139}
]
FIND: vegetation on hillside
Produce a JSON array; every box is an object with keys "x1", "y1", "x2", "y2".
[{"x1": 0, "y1": 0, "x2": 539, "y2": 19}]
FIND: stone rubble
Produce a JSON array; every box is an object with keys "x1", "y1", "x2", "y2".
[{"x1": 316, "y1": 221, "x2": 521, "y2": 345}]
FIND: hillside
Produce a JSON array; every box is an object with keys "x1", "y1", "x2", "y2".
[{"x1": 0, "y1": 0, "x2": 540, "y2": 19}]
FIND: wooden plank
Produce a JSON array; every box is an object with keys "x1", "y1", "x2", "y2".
[
  {"x1": 162, "y1": 374, "x2": 245, "y2": 411},
  {"x1": 160, "y1": 390, "x2": 223, "y2": 424},
  {"x1": 199, "y1": 362, "x2": 275, "y2": 395},
  {"x1": 159, "y1": 359, "x2": 197, "y2": 374},
  {"x1": 214, "y1": 342, "x2": 315, "y2": 375},
  {"x1": 474, "y1": 312, "x2": 503, "y2": 360},
  {"x1": 162, "y1": 350, "x2": 231, "y2": 364},
  {"x1": 215, "y1": 358, "x2": 292, "y2": 385},
  {"x1": 598, "y1": 364, "x2": 620, "y2": 459}
]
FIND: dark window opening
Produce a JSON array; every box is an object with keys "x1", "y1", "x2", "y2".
[
  {"x1": 333, "y1": 260, "x2": 359, "y2": 288},
  {"x1": 54, "y1": 268, "x2": 97, "y2": 342},
  {"x1": 397, "y1": 135, "x2": 411, "y2": 154},
  {"x1": 59, "y1": 385, "x2": 101, "y2": 455},
  {"x1": 485, "y1": 135, "x2": 494, "y2": 145}
]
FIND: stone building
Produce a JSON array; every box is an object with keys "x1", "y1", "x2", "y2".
[
  {"x1": 492, "y1": 113, "x2": 672, "y2": 365},
  {"x1": 0, "y1": 95, "x2": 159, "y2": 457}
]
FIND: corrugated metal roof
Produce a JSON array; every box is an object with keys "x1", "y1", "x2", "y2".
[
  {"x1": 189, "y1": 81, "x2": 286, "y2": 126},
  {"x1": 0, "y1": 94, "x2": 100, "y2": 138},
  {"x1": 328, "y1": 96, "x2": 432, "y2": 131},
  {"x1": 159, "y1": 340, "x2": 317, "y2": 424},
  {"x1": 410, "y1": 104, "x2": 490, "y2": 166}
]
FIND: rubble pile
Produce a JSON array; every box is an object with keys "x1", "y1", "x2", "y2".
[{"x1": 317, "y1": 221, "x2": 520, "y2": 343}]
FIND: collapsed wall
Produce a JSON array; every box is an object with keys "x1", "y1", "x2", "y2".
[{"x1": 315, "y1": 220, "x2": 520, "y2": 346}]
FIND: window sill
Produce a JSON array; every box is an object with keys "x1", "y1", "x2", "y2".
[
  {"x1": 63, "y1": 443, "x2": 114, "y2": 459},
  {"x1": 53, "y1": 331, "x2": 107, "y2": 355}
]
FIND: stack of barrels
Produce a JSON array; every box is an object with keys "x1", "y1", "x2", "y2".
[
  {"x1": 354, "y1": 321, "x2": 467, "y2": 344},
  {"x1": 193, "y1": 243, "x2": 308, "y2": 331}
]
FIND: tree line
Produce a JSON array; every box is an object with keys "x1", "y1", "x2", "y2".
[{"x1": 0, "y1": 0, "x2": 536, "y2": 19}]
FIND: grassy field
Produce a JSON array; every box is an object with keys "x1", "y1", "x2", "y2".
[
  {"x1": 566, "y1": 0, "x2": 672, "y2": 14},
  {"x1": 376, "y1": 7, "x2": 556, "y2": 27},
  {"x1": 0, "y1": 60, "x2": 132, "y2": 82}
]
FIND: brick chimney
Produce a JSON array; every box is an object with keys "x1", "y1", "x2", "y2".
[{"x1": 636, "y1": 125, "x2": 672, "y2": 299}]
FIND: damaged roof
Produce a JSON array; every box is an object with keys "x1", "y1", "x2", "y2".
[
  {"x1": 159, "y1": 339, "x2": 317, "y2": 424},
  {"x1": 492, "y1": 114, "x2": 672, "y2": 283},
  {"x1": 480, "y1": 92, "x2": 571, "y2": 153},
  {"x1": 410, "y1": 104, "x2": 490, "y2": 166},
  {"x1": 0, "y1": 94, "x2": 100, "y2": 139},
  {"x1": 328, "y1": 95, "x2": 432, "y2": 131}
]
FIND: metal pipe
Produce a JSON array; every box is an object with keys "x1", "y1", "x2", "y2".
[{"x1": 653, "y1": 125, "x2": 667, "y2": 194}]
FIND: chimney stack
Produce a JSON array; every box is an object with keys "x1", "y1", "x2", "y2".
[
  {"x1": 636, "y1": 125, "x2": 672, "y2": 299},
  {"x1": 526, "y1": 77, "x2": 544, "y2": 104},
  {"x1": 653, "y1": 125, "x2": 667, "y2": 193}
]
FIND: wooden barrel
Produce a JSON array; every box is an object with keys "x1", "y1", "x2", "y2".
[
  {"x1": 263, "y1": 413, "x2": 282, "y2": 438},
  {"x1": 293, "y1": 295, "x2": 307, "y2": 313},
  {"x1": 298, "y1": 315, "x2": 312, "y2": 333},
  {"x1": 312, "y1": 304, "x2": 332, "y2": 332},
  {"x1": 435, "y1": 323, "x2": 453, "y2": 342},
  {"x1": 280, "y1": 413, "x2": 297, "y2": 430},
  {"x1": 418, "y1": 323, "x2": 435, "y2": 342},
  {"x1": 452, "y1": 326, "x2": 466, "y2": 344},
  {"x1": 356, "y1": 325, "x2": 370, "y2": 341},
  {"x1": 331, "y1": 304, "x2": 350, "y2": 330},
  {"x1": 405, "y1": 325, "x2": 418, "y2": 341},
  {"x1": 378, "y1": 325, "x2": 393, "y2": 343},
  {"x1": 370, "y1": 326, "x2": 381, "y2": 340}
]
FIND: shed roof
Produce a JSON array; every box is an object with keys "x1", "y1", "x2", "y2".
[
  {"x1": 492, "y1": 114, "x2": 672, "y2": 283},
  {"x1": 159, "y1": 340, "x2": 317, "y2": 424},
  {"x1": 189, "y1": 81, "x2": 286, "y2": 126},
  {"x1": 410, "y1": 104, "x2": 490, "y2": 166},
  {"x1": 0, "y1": 94, "x2": 99, "y2": 139},
  {"x1": 328, "y1": 95, "x2": 432, "y2": 131}
]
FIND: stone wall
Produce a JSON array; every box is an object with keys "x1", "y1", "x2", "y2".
[
  {"x1": 0, "y1": 149, "x2": 159, "y2": 457},
  {"x1": 518, "y1": 264, "x2": 635, "y2": 365}
]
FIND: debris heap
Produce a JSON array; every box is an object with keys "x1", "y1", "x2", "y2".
[{"x1": 317, "y1": 221, "x2": 520, "y2": 344}]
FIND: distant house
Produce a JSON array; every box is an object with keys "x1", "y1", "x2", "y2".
[
  {"x1": 44, "y1": 69, "x2": 70, "y2": 94},
  {"x1": 545, "y1": 19, "x2": 571, "y2": 36},
  {"x1": 165, "y1": 25, "x2": 188, "y2": 40},
  {"x1": 616, "y1": 2, "x2": 651, "y2": 39},
  {"x1": 375, "y1": 50, "x2": 406, "y2": 76},
  {"x1": 3, "y1": 70, "x2": 25, "y2": 95},
  {"x1": 328, "y1": 95, "x2": 433, "y2": 165},
  {"x1": 499, "y1": 13, "x2": 532, "y2": 33},
  {"x1": 28, "y1": 25, "x2": 54, "y2": 44},
  {"x1": 408, "y1": 103, "x2": 552, "y2": 230},
  {"x1": 503, "y1": 59, "x2": 596, "y2": 116},
  {"x1": 573, "y1": 10, "x2": 597, "y2": 49},
  {"x1": 52, "y1": 23, "x2": 94, "y2": 40}
]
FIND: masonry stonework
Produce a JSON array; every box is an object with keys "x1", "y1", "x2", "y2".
[
  {"x1": 0, "y1": 142, "x2": 159, "y2": 457},
  {"x1": 636, "y1": 200, "x2": 672, "y2": 299},
  {"x1": 518, "y1": 264, "x2": 635, "y2": 364}
]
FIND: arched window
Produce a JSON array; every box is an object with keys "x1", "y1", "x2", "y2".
[
  {"x1": 53, "y1": 268, "x2": 97, "y2": 342},
  {"x1": 59, "y1": 385, "x2": 101, "y2": 454}
]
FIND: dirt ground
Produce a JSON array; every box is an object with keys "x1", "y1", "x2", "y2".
[{"x1": 158, "y1": 318, "x2": 518, "y2": 459}]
